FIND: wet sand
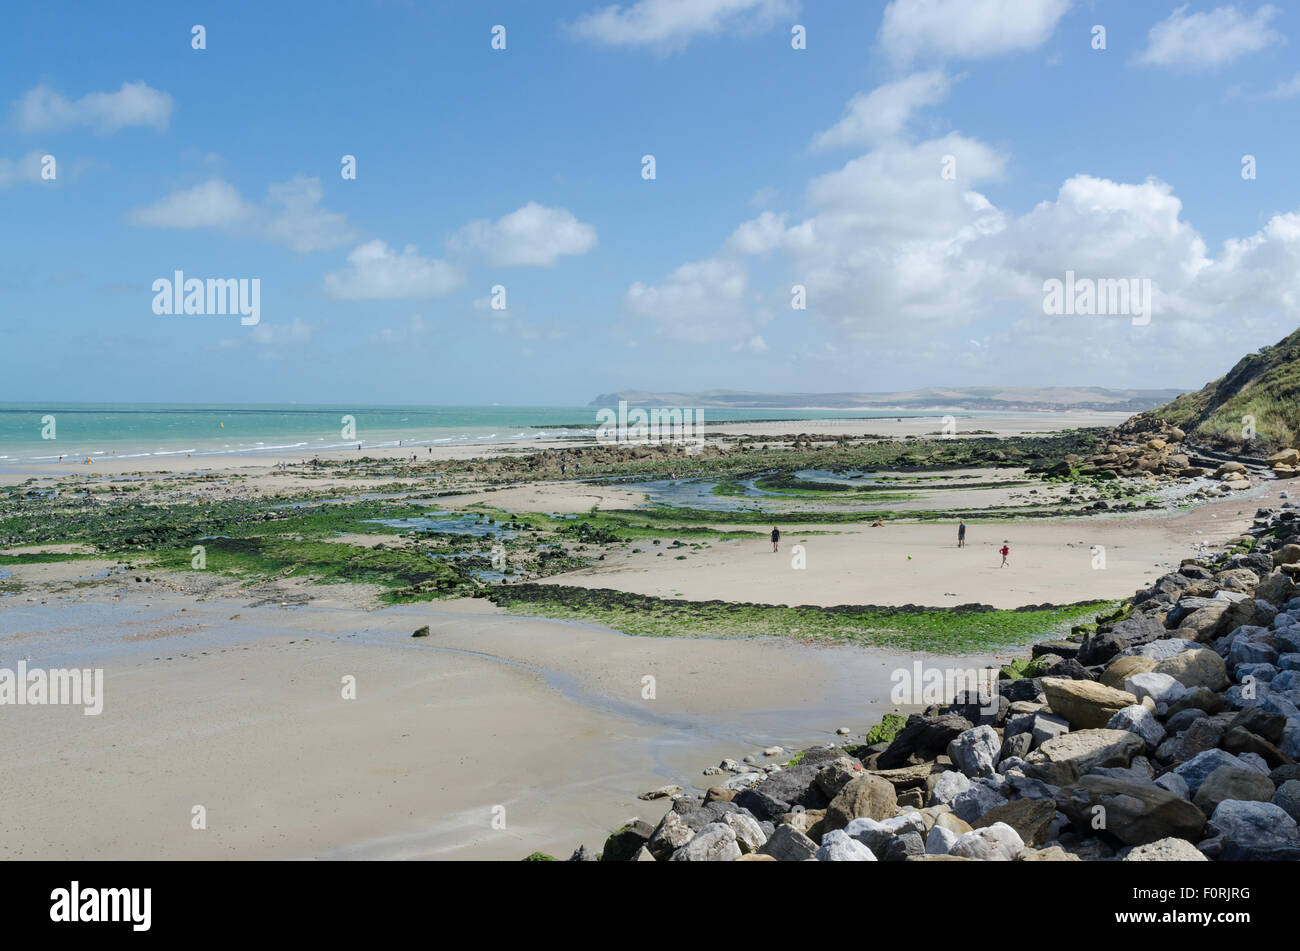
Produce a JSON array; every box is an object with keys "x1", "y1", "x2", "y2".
[{"x1": 0, "y1": 586, "x2": 1002, "y2": 860}]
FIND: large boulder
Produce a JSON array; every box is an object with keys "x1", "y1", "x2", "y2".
[
  {"x1": 1173, "y1": 749, "x2": 1247, "y2": 796},
  {"x1": 875, "y1": 713, "x2": 973, "y2": 769},
  {"x1": 1042, "y1": 678, "x2": 1139, "y2": 729},
  {"x1": 1055, "y1": 776, "x2": 1207, "y2": 845},
  {"x1": 947, "y1": 725, "x2": 1001, "y2": 779},
  {"x1": 949, "y1": 823, "x2": 1025, "y2": 861},
  {"x1": 815, "y1": 829, "x2": 877, "y2": 861},
  {"x1": 722, "y1": 812, "x2": 768, "y2": 854},
  {"x1": 1198, "y1": 801, "x2": 1300, "y2": 861},
  {"x1": 1101, "y1": 656, "x2": 1157, "y2": 691},
  {"x1": 1030, "y1": 729, "x2": 1146, "y2": 774},
  {"x1": 1274, "y1": 779, "x2": 1300, "y2": 822},
  {"x1": 1122, "y1": 837, "x2": 1208, "y2": 861},
  {"x1": 972, "y1": 798, "x2": 1057, "y2": 846},
  {"x1": 758, "y1": 823, "x2": 818, "y2": 861},
  {"x1": 1153, "y1": 648, "x2": 1229, "y2": 691},
  {"x1": 1192, "y1": 764, "x2": 1276, "y2": 815},
  {"x1": 670, "y1": 823, "x2": 741, "y2": 861},
  {"x1": 823, "y1": 773, "x2": 898, "y2": 831},
  {"x1": 1107, "y1": 705, "x2": 1165, "y2": 752},
  {"x1": 600, "y1": 818, "x2": 654, "y2": 861},
  {"x1": 1177, "y1": 604, "x2": 1229, "y2": 642},
  {"x1": 1124, "y1": 672, "x2": 1187, "y2": 706},
  {"x1": 646, "y1": 809, "x2": 695, "y2": 860}
]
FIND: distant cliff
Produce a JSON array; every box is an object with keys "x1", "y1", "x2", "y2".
[{"x1": 590, "y1": 387, "x2": 1183, "y2": 414}]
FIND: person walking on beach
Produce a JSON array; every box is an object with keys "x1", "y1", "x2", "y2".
[
  {"x1": 957, "y1": 519, "x2": 966, "y2": 548},
  {"x1": 771, "y1": 526, "x2": 780, "y2": 553},
  {"x1": 999, "y1": 541, "x2": 1010, "y2": 568}
]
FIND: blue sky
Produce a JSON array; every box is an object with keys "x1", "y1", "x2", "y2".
[{"x1": 3, "y1": 0, "x2": 1300, "y2": 404}]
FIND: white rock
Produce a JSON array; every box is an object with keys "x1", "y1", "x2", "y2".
[
  {"x1": 1125, "y1": 671, "x2": 1187, "y2": 705},
  {"x1": 925, "y1": 825, "x2": 958, "y2": 855},
  {"x1": 722, "y1": 812, "x2": 768, "y2": 853},
  {"x1": 816, "y1": 829, "x2": 877, "y2": 861},
  {"x1": 949, "y1": 822, "x2": 1025, "y2": 861}
]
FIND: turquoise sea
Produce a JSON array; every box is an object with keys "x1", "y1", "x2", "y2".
[{"x1": 0, "y1": 403, "x2": 952, "y2": 466}]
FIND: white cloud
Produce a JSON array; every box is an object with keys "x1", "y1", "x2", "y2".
[
  {"x1": 0, "y1": 150, "x2": 49, "y2": 188},
  {"x1": 324, "y1": 240, "x2": 462, "y2": 301},
  {"x1": 216, "y1": 319, "x2": 315, "y2": 354},
  {"x1": 263, "y1": 176, "x2": 356, "y2": 253},
  {"x1": 1136, "y1": 4, "x2": 1284, "y2": 70},
  {"x1": 127, "y1": 180, "x2": 257, "y2": 229},
  {"x1": 880, "y1": 0, "x2": 1070, "y2": 62},
  {"x1": 449, "y1": 201, "x2": 597, "y2": 267},
  {"x1": 626, "y1": 256, "x2": 762, "y2": 343},
  {"x1": 572, "y1": 0, "x2": 798, "y2": 52},
  {"x1": 1261, "y1": 71, "x2": 1300, "y2": 98},
  {"x1": 127, "y1": 176, "x2": 355, "y2": 252},
  {"x1": 624, "y1": 73, "x2": 1300, "y2": 386},
  {"x1": 13, "y1": 81, "x2": 172, "y2": 133},
  {"x1": 811, "y1": 71, "x2": 953, "y2": 152}
]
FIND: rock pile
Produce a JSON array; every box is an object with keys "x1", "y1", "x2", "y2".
[
  {"x1": 565, "y1": 503, "x2": 1300, "y2": 861},
  {"x1": 1070, "y1": 419, "x2": 1200, "y2": 482}
]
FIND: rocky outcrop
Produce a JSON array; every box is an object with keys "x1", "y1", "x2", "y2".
[{"x1": 562, "y1": 501, "x2": 1300, "y2": 862}]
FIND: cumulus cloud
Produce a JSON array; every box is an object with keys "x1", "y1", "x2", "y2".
[
  {"x1": 626, "y1": 256, "x2": 761, "y2": 343},
  {"x1": 448, "y1": 201, "x2": 597, "y2": 267},
  {"x1": 621, "y1": 72, "x2": 1300, "y2": 385},
  {"x1": 13, "y1": 81, "x2": 172, "y2": 133},
  {"x1": 127, "y1": 176, "x2": 355, "y2": 252},
  {"x1": 811, "y1": 71, "x2": 954, "y2": 152},
  {"x1": 1136, "y1": 4, "x2": 1284, "y2": 70},
  {"x1": 0, "y1": 150, "x2": 51, "y2": 188},
  {"x1": 262, "y1": 176, "x2": 357, "y2": 253},
  {"x1": 127, "y1": 180, "x2": 258, "y2": 230},
  {"x1": 572, "y1": 0, "x2": 798, "y2": 52},
  {"x1": 880, "y1": 0, "x2": 1070, "y2": 62},
  {"x1": 324, "y1": 240, "x2": 462, "y2": 301},
  {"x1": 1261, "y1": 72, "x2": 1300, "y2": 99}
]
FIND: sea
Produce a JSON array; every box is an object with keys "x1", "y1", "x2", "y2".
[{"x1": 0, "y1": 402, "x2": 954, "y2": 466}]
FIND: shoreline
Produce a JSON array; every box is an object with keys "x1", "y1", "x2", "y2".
[{"x1": 2, "y1": 409, "x2": 1287, "y2": 860}]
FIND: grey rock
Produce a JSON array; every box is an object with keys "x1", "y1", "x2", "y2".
[
  {"x1": 1154, "y1": 771, "x2": 1191, "y2": 799},
  {"x1": 815, "y1": 828, "x2": 877, "y2": 861},
  {"x1": 1273, "y1": 779, "x2": 1300, "y2": 822},
  {"x1": 1173, "y1": 749, "x2": 1243, "y2": 796},
  {"x1": 948, "y1": 725, "x2": 1001, "y2": 778},
  {"x1": 949, "y1": 822, "x2": 1024, "y2": 861},
  {"x1": 670, "y1": 822, "x2": 741, "y2": 862},
  {"x1": 1121, "y1": 837, "x2": 1208, "y2": 861},
  {"x1": 1108, "y1": 704, "x2": 1166, "y2": 752},
  {"x1": 925, "y1": 824, "x2": 958, "y2": 854},
  {"x1": 758, "y1": 823, "x2": 818, "y2": 861},
  {"x1": 647, "y1": 809, "x2": 696, "y2": 860},
  {"x1": 722, "y1": 811, "x2": 768, "y2": 854},
  {"x1": 1198, "y1": 800, "x2": 1300, "y2": 861}
]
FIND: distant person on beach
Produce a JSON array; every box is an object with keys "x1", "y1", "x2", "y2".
[
  {"x1": 999, "y1": 541, "x2": 1010, "y2": 567},
  {"x1": 771, "y1": 526, "x2": 780, "y2": 553},
  {"x1": 958, "y1": 520, "x2": 966, "y2": 548}
]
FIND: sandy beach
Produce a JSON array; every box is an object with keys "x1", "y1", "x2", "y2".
[{"x1": 0, "y1": 409, "x2": 1276, "y2": 859}]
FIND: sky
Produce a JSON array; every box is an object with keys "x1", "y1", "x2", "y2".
[{"x1": 3, "y1": 0, "x2": 1300, "y2": 405}]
